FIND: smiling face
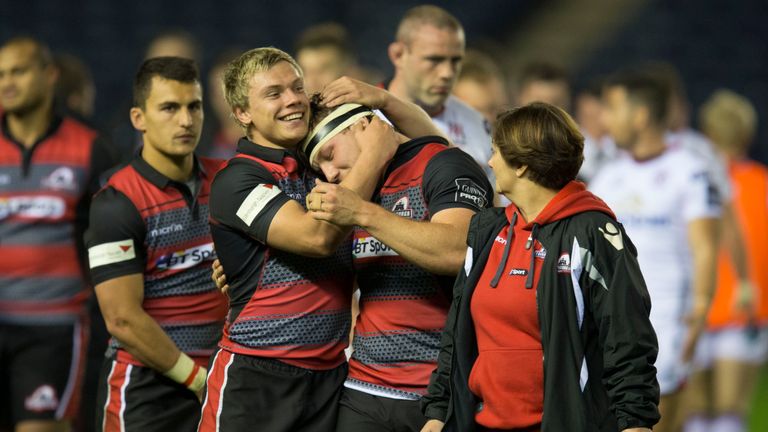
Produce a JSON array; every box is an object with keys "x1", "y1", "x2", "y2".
[
  {"x1": 234, "y1": 61, "x2": 309, "y2": 149},
  {"x1": 130, "y1": 76, "x2": 203, "y2": 158},
  {"x1": 392, "y1": 25, "x2": 464, "y2": 113}
]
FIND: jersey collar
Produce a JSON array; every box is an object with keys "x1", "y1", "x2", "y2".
[{"x1": 235, "y1": 137, "x2": 297, "y2": 164}]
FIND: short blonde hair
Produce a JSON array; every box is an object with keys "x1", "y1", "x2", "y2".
[
  {"x1": 699, "y1": 89, "x2": 757, "y2": 155},
  {"x1": 222, "y1": 47, "x2": 302, "y2": 128}
]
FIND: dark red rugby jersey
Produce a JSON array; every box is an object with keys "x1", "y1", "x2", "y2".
[
  {"x1": 0, "y1": 114, "x2": 115, "y2": 324},
  {"x1": 346, "y1": 136, "x2": 492, "y2": 399},
  {"x1": 209, "y1": 138, "x2": 353, "y2": 370},
  {"x1": 85, "y1": 155, "x2": 228, "y2": 367}
]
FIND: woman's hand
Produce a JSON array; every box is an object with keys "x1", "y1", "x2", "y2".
[{"x1": 420, "y1": 419, "x2": 445, "y2": 432}]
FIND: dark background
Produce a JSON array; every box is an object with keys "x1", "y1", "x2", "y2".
[{"x1": 2, "y1": 0, "x2": 766, "y2": 161}]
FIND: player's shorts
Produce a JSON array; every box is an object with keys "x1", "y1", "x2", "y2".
[
  {"x1": 199, "y1": 349, "x2": 347, "y2": 432},
  {"x1": 336, "y1": 387, "x2": 428, "y2": 432},
  {"x1": 95, "y1": 356, "x2": 201, "y2": 432},
  {"x1": 653, "y1": 319, "x2": 688, "y2": 395},
  {"x1": 0, "y1": 320, "x2": 88, "y2": 427},
  {"x1": 693, "y1": 326, "x2": 768, "y2": 369}
]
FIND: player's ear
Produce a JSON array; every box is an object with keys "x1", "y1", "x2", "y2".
[
  {"x1": 388, "y1": 42, "x2": 405, "y2": 67},
  {"x1": 130, "y1": 107, "x2": 145, "y2": 133},
  {"x1": 233, "y1": 107, "x2": 252, "y2": 129}
]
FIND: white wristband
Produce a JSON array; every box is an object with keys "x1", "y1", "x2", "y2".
[{"x1": 164, "y1": 353, "x2": 207, "y2": 392}]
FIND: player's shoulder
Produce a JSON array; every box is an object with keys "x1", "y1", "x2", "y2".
[{"x1": 444, "y1": 96, "x2": 488, "y2": 127}]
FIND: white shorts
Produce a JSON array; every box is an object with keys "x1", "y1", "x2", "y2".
[{"x1": 692, "y1": 326, "x2": 768, "y2": 369}]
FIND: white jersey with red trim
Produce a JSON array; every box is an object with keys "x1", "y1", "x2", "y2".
[
  {"x1": 589, "y1": 146, "x2": 722, "y2": 393},
  {"x1": 431, "y1": 96, "x2": 493, "y2": 180}
]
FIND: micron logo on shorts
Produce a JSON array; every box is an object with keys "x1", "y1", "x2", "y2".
[{"x1": 155, "y1": 243, "x2": 216, "y2": 271}]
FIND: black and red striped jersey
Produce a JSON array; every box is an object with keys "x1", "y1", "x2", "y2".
[
  {"x1": 85, "y1": 155, "x2": 228, "y2": 367},
  {"x1": 0, "y1": 114, "x2": 115, "y2": 325},
  {"x1": 209, "y1": 139, "x2": 354, "y2": 370},
  {"x1": 346, "y1": 136, "x2": 492, "y2": 399}
]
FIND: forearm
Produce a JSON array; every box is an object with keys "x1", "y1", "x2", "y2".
[
  {"x1": 690, "y1": 249, "x2": 718, "y2": 320},
  {"x1": 379, "y1": 93, "x2": 445, "y2": 139},
  {"x1": 722, "y1": 203, "x2": 750, "y2": 280},
  {"x1": 106, "y1": 309, "x2": 182, "y2": 372},
  {"x1": 338, "y1": 150, "x2": 390, "y2": 201},
  {"x1": 356, "y1": 202, "x2": 466, "y2": 275}
]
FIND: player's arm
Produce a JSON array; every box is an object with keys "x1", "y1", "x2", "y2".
[
  {"x1": 720, "y1": 202, "x2": 756, "y2": 312},
  {"x1": 680, "y1": 168, "x2": 722, "y2": 362},
  {"x1": 320, "y1": 76, "x2": 446, "y2": 140},
  {"x1": 309, "y1": 148, "x2": 493, "y2": 275},
  {"x1": 85, "y1": 188, "x2": 206, "y2": 394},
  {"x1": 266, "y1": 116, "x2": 398, "y2": 256},
  {"x1": 682, "y1": 216, "x2": 719, "y2": 361},
  {"x1": 212, "y1": 119, "x2": 397, "y2": 258},
  {"x1": 95, "y1": 274, "x2": 182, "y2": 372}
]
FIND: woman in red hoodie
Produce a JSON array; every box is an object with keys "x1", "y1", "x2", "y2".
[{"x1": 420, "y1": 102, "x2": 660, "y2": 432}]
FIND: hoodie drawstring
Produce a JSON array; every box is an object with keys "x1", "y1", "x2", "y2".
[
  {"x1": 490, "y1": 212, "x2": 517, "y2": 288},
  {"x1": 525, "y1": 223, "x2": 540, "y2": 289}
]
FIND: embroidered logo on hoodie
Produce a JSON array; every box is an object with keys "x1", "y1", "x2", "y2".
[
  {"x1": 557, "y1": 252, "x2": 571, "y2": 274},
  {"x1": 509, "y1": 268, "x2": 528, "y2": 276}
]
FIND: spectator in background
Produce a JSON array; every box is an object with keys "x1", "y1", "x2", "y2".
[
  {"x1": 591, "y1": 70, "x2": 721, "y2": 432},
  {"x1": 109, "y1": 29, "x2": 215, "y2": 163},
  {"x1": 0, "y1": 36, "x2": 117, "y2": 432},
  {"x1": 294, "y1": 22, "x2": 364, "y2": 95},
  {"x1": 384, "y1": 5, "x2": 493, "y2": 182},
  {"x1": 203, "y1": 48, "x2": 243, "y2": 159},
  {"x1": 54, "y1": 53, "x2": 95, "y2": 121},
  {"x1": 453, "y1": 48, "x2": 509, "y2": 125},
  {"x1": 515, "y1": 61, "x2": 571, "y2": 113},
  {"x1": 575, "y1": 78, "x2": 617, "y2": 183},
  {"x1": 683, "y1": 90, "x2": 768, "y2": 432},
  {"x1": 144, "y1": 30, "x2": 200, "y2": 63}
]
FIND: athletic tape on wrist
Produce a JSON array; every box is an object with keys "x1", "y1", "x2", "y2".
[
  {"x1": 164, "y1": 353, "x2": 207, "y2": 392},
  {"x1": 301, "y1": 103, "x2": 374, "y2": 168}
]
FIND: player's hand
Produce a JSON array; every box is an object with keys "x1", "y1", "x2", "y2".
[
  {"x1": 352, "y1": 116, "x2": 398, "y2": 162},
  {"x1": 211, "y1": 259, "x2": 229, "y2": 295},
  {"x1": 734, "y1": 279, "x2": 756, "y2": 316},
  {"x1": 320, "y1": 76, "x2": 388, "y2": 110},
  {"x1": 420, "y1": 419, "x2": 445, "y2": 432},
  {"x1": 307, "y1": 180, "x2": 363, "y2": 226},
  {"x1": 681, "y1": 316, "x2": 706, "y2": 363}
]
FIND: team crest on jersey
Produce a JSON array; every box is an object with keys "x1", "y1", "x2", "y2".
[
  {"x1": 25, "y1": 385, "x2": 59, "y2": 412},
  {"x1": 557, "y1": 252, "x2": 571, "y2": 274},
  {"x1": 42, "y1": 167, "x2": 77, "y2": 191},
  {"x1": 392, "y1": 196, "x2": 412, "y2": 217}
]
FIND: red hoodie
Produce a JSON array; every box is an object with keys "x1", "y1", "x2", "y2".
[{"x1": 468, "y1": 181, "x2": 614, "y2": 430}]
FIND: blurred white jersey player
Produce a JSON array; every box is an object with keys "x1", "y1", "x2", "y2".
[{"x1": 591, "y1": 146, "x2": 721, "y2": 393}]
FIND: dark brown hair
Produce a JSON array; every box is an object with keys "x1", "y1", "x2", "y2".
[
  {"x1": 493, "y1": 102, "x2": 584, "y2": 190},
  {"x1": 132, "y1": 56, "x2": 199, "y2": 108}
]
